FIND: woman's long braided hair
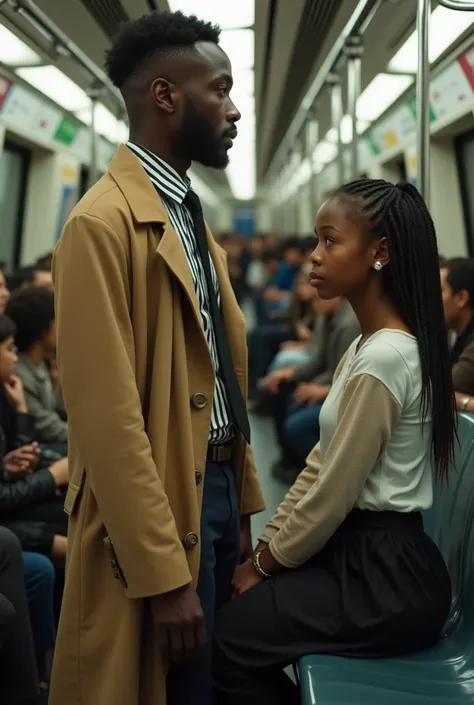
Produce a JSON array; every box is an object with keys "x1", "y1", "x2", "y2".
[{"x1": 334, "y1": 179, "x2": 456, "y2": 485}]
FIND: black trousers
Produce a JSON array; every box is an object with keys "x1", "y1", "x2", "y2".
[
  {"x1": 212, "y1": 510, "x2": 452, "y2": 705},
  {"x1": 167, "y1": 461, "x2": 240, "y2": 705},
  {"x1": 0, "y1": 527, "x2": 39, "y2": 704}
]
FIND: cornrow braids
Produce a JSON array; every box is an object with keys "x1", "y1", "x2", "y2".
[{"x1": 334, "y1": 179, "x2": 456, "y2": 485}]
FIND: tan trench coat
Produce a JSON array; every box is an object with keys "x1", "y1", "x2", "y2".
[{"x1": 48, "y1": 145, "x2": 265, "y2": 705}]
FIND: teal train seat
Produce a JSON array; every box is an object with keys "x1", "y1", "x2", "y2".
[{"x1": 299, "y1": 412, "x2": 474, "y2": 704}]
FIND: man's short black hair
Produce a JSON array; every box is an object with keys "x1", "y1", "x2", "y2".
[
  {"x1": 442, "y1": 257, "x2": 474, "y2": 308},
  {"x1": 5, "y1": 287, "x2": 55, "y2": 352},
  {"x1": 105, "y1": 10, "x2": 221, "y2": 88},
  {"x1": 8, "y1": 265, "x2": 51, "y2": 292},
  {"x1": 262, "y1": 248, "x2": 279, "y2": 263},
  {"x1": 0, "y1": 315, "x2": 16, "y2": 345}
]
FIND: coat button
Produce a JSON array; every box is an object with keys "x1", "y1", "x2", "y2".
[
  {"x1": 183, "y1": 532, "x2": 199, "y2": 550},
  {"x1": 195, "y1": 471, "x2": 203, "y2": 486},
  {"x1": 191, "y1": 393, "x2": 207, "y2": 410}
]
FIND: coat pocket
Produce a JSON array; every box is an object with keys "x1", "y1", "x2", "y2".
[{"x1": 63, "y1": 478, "x2": 83, "y2": 516}]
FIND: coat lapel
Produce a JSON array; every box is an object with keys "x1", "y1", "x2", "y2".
[{"x1": 108, "y1": 145, "x2": 202, "y2": 333}]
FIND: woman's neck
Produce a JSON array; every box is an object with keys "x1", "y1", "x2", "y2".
[
  {"x1": 348, "y1": 281, "x2": 409, "y2": 338},
  {"x1": 25, "y1": 344, "x2": 44, "y2": 367}
]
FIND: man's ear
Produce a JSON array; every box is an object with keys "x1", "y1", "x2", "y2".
[{"x1": 151, "y1": 78, "x2": 177, "y2": 114}]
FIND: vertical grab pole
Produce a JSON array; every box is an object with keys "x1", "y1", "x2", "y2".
[
  {"x1": 305, "y1": 111, "x2": 319, "y2": 221},
  {"x1": 87, "y1": 84, "x2": 101, "y2": 190},
  {"x1": 328, "y1": 75, "x2": 344, "y2": 186},
  {"x1": 416, "y1": 0, "x2": 430, "y2": 204},
  {"x1": 346, "y1": 36, "x2": 363, "y2": 180}
]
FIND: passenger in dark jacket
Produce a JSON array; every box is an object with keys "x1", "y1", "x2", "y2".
[{"x1": 0, "y1": 315, "x2": 68, "y2": 565}]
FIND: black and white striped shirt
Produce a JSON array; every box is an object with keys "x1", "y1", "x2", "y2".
[{"x1": 127, "y1": 141, "x2": 233, "y2": 445}]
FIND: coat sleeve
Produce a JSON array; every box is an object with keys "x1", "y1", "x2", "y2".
[
  {"x1": 268, "y1": 373, "x2": 401, "y2": 568},
  {"x1": 240, "y1": 443, "x2": 265, "y2": 516},
  {"x1": 53, "y1": 212, "x2": 192, "y2": 599}
]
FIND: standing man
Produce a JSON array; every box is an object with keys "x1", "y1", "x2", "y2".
[{"x1": 49, "y1": 11, "x2": 264, "y2": 705}]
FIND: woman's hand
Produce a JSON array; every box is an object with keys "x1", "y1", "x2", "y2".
[
  {"x1": 232, "y1": 549, "x2": 284, "y2": 597},
  {"x1": 265, "y1": 367, "x2": 295, "y2": 394},
  {"x1": 4, "y1": 443, "x2": 40, "y2": 476},
  {"x1": 4, "y1": 375, "x2": 27, "y2": 413},
  {"x1": 232, "y1": 560, "x2": 264, "y2": 596}
]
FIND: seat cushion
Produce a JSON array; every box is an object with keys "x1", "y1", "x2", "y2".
[{"x1": 299, "y1": 635, "x2": 474, "y2": 704}]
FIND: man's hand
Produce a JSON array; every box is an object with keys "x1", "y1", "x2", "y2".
[
  {"x1": 152, "y1": 583, "x2": 206, "y2": 664},
  {"x1": 4, "y1": 443, "x2": 40, "y2": 476},
  {"x1": 265, "y1": 367, "x2": 295, "y2": 395},
  {"x1": 239, "y1": 515, "x2": 253, "y2": 563},
  {"x1": 293, "y1": 383, "x2": 330, "y2": 406},
  {"x1": 295, "y1": 322, "x2": 311, "y2": 342},
  {"x1": 3, "y1": 375, "x2": 27, "y2": 413}
]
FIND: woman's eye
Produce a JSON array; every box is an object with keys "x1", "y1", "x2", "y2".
[{"x1": 325, "y1": 237, "x2": 335, "y2": 248}]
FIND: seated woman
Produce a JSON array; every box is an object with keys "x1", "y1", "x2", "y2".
[
  {"x1": 0, "y1": 314, "x2": 68, "y2": 571},
  {"x1": 213, "y1": 180, "x2": 454, "y2": 705}
]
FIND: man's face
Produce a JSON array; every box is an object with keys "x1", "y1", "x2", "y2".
[
  {"x1": 440, "y1": 267, "x2": 466, "y2": 330},
  {"x1": 34, "y1": 270, "x2": 53, "y2": 291},
  {"x1": 173, "y1": 42, "x2": 241, "y2": 169}
]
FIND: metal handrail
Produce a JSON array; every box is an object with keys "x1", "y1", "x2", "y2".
[
  {"x1": 265, "y1": 0, "x2": 382, "y2": 183},
  {"x1": 1, "y1": 0, "x2": 123, "y2": 110},
  {"x1": 437, "y1": 0, "x2": 474, "y2": 10},
  {"x1": 416, "y1": 0, "x2": 430, "y2": 203}
]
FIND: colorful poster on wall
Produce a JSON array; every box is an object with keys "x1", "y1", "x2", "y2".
[
  {"x1": 0, "y1": 84, "x2": 41, "y2": 130},
  {"x1": 458, "y1": 44, "x2": 474, "y2": 92},
  {"x1": 54, "y1": 117, "x2": 80, "y2": 146},
  {"x1": 233, "y1": 206, "x2": 256, "y2": 235},
  {"x1": 0, "y1": 76, "x2": 12, "y2": 111},
  {"x1": 407, "y1": 95, "x2": 437, "y2": 123},
  {"x1": 56, "y1": 183, "x2": 78, "y2": 241},
  {"x1": 429, "y1": 60, "x2": 473, "y2": 121}
]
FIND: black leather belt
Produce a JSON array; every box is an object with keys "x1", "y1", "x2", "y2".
[{"x1": 207, "y1": 442, "x2": 233, "y2": 462}]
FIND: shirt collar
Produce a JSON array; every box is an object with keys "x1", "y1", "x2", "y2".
[{"x1": 127, "y1": 141, "x2": 190, "y2": 205}]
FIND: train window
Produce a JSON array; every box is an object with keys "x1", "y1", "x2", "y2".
[
  {"x1": 0, "y1": 140, "x2": 30, "y2": 271},
  {"x1": 456, "y1": 129, "x2": 474, "y2": 256}
]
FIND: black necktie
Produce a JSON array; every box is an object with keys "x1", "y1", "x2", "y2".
[{"x1": 183, "y1": 190, "x2": 251, "y2": 444}]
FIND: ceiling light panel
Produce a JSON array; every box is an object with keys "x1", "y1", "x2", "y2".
[
  {"x1": 167, "y1": 1, "x2": 254, "y2": 29},
  {"x1": 389, "y1": 5, "x2": 474, "y2": 73},
  {"x1": 219, "y1": 29, "x2": 254, "y2": 70},
  {"x1": 0, "y1": 25, "x2": 42, "y2": 66},
  {"x1": 16, "y1": 65, "x2": 90, "y2": 112},
  {"x1": 357, "y1": 73, "x2": 413, "y2": 122}
]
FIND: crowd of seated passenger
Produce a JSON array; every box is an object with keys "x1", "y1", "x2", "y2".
[{"x1": 0, "y1": 253, "x2": 66, "y2": 704}]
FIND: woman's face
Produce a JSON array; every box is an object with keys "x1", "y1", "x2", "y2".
[
  {"x1": 309, "y1": 196, "x2": 386, "y2": 301},
  {"x1": 0, "y1": 271, "x2": 10, "y2": 314}
]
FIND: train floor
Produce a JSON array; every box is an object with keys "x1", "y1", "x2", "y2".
[
  {"x1": 249, "y1": 411, "x2": 287, "y2": 541},
  {"x1": 243, "y1": 298, "x2": 287, "y2": 540}
]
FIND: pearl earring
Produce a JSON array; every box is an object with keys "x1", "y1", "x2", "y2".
[{"x1": 373, "y1": 261, "x2": 383, "y2": 271}]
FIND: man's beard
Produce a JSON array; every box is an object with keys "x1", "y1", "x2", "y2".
[{"x1": 174, "y1": 96, "x2": 229, "y2": 170}]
